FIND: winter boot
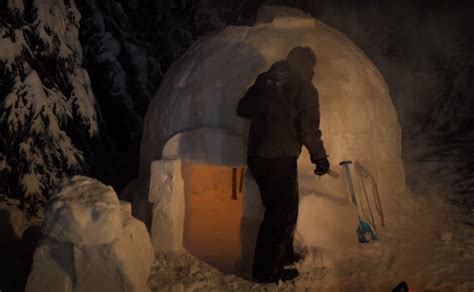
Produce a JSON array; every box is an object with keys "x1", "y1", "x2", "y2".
[
  {"x1": 282, "y1": 252, "x2": 302, "y2": 266},
  {"x1": 253, "y1": 268, "x2": 300, "y2": 283}
]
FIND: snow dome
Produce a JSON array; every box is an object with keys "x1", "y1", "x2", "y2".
[{"x1": 137, "y1": 6, "x2": 408, "y2": 272}]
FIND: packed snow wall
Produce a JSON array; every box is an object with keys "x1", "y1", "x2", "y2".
[
  {"x1": 141, "y1": 6, "x2": 405, "y2": 200},
  {"x1": 137, "y1": 6, "x2": 408, "y2": 259}
]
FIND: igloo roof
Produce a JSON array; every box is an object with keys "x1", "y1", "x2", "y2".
[{"x1": 140, "y1": 6, "x2": 406, "y2": 199}]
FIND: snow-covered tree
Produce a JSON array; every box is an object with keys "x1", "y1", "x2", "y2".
[
  {"x1": 0, "y1": 0, "x2": 98, "y2": 209},
  {"x1": 1, "y1": 0, "x2": 254, "y2": 206}
]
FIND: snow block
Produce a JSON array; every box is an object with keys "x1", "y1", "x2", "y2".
[
  {"x1": 72, "y1": 211, "x2": 154, "y2": 292},
  {"x1": 149, "y1": 159, "x2": 185, "y2": 252},
  {"x1": 25, "y1": 238, "x2": 74, "y2": 292},
  {"x1": 26, "y1": 177, "x2": 154, "y2": 292},
  {"x1": 26, "y1": 215, "x2": 153, "y2": 292},
  {"x1": 296, "y1": 193, "x2": 360, "y2": 250},
  {"x1": 42, "y1": 176, "x2": 122, "y2": 246}
]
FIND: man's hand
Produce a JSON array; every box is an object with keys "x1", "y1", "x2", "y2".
[{"x1": 314, "y1": 157, "x2": 330, "y2": 176}]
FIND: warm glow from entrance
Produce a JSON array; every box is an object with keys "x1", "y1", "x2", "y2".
[{"x1": 182, "y1": 162, "x2": 245, "y2": 273}]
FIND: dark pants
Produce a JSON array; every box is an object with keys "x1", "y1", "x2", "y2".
[{"x1": 248, "y1": 156, "x2": 299, "y2": 280}]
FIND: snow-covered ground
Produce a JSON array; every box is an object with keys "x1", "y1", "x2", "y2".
[
  {"x1": 146, "y1": 204, "x2": 473, "y2": 291},
  {"x1": 145, "y1": 132, "x2": 474, "y2": 291},
  {"x1": 1, "y1": 135, "x2": 472, "y2": 292}
]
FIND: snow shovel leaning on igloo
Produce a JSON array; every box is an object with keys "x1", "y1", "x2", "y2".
[{"x1": 339, "y1": 160, "x2": 378, "y2": 243}]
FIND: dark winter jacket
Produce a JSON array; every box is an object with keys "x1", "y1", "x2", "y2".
[{"x1": 237, "y1": 60, "x2": 327, "y2": 163}]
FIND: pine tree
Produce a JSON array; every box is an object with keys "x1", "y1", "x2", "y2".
[{"x1": 0, "y1": 0, "x2": 98, "y2": 210}]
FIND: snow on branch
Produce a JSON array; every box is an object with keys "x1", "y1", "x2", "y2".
[{"x1": 0, "y1": 1, "x2": 98, "y2": 207}]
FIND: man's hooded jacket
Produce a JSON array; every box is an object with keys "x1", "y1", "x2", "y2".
[{"x1": 237, "y1": 47, "x2": 327, "y2": 163}]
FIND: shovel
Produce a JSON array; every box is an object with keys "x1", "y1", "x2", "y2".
[{"x1": 340, "y1": 160, "x2": 378, "y2": 243}]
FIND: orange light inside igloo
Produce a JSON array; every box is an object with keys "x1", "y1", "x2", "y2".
[{"x1": 181, "y1": 161, "x2": 245, "y2": 273}]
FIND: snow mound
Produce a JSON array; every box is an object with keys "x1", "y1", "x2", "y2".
[
  {"x1": 42, "y1": 176, "x2": 122, "y2": 246},
  {"x1": 140, "y1": 5, "x2": 406, "y2": 208},
  {"x1": 26, "y1": 177, "x2": 154, "y2": 292}
]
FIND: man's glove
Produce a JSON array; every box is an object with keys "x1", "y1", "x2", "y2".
[{"x1": 314, "y1": 157, "x2": 330, "y2": 176}]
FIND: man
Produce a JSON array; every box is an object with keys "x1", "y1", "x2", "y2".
[{"x1": 236, "y1": 46, "x2": 330, "y2": 283}]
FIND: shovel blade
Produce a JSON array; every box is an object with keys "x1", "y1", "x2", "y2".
[{"x1": 357, "y1": 221, "x2": 378, "y2": 243}]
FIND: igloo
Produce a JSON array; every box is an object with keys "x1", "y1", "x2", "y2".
[{"x1": 133, "y1": 6, "x2": 407, "y2": 272}]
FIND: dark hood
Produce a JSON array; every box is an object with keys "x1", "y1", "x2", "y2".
[{"x1": 286, "y1": 47, "x2": 316, "y2": 81}]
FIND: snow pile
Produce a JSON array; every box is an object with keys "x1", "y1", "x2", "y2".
[
  {"x1": 42, "y1": 176, "x2": 122, "y2": 245},
  {"x1": 26, "y1": 176, "x2": 154, "y2": 292},
  {"x1": 0, "y1": 0, "x2": 98, "y2": 205},
  {"x1": 137, "y1": 5, "x2": 409, "y2": 257},
  {"x1": 140, "y1": 5, "x2": 406, "y2": 206}
]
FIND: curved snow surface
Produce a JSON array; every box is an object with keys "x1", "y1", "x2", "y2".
[
  {"x1": 127, "y1": 7, "x2": 474, "y2": 290},
  {"x1": 140, "y1": 7, "x2": 405, "y2": 206}
]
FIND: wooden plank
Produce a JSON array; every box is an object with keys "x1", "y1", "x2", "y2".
[{"x1": 232, "y1": 168, "x2": 237, "y2": 200}]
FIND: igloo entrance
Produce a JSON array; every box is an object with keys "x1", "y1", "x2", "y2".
[
  {"x1": 146, "y1": 128, "x2": 255, "y2": 274},
  {"x1": 182, "y1": 162, "x2": 244, "y2": 272}
]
